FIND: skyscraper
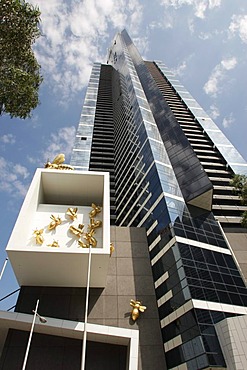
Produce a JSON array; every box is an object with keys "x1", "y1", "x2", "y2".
[
  {"x1": 70, "y1": 30, "x2": 247, "y2": 369},
  {"x1": 1, "y1": 29, "x2": 247, "y2": 370}
]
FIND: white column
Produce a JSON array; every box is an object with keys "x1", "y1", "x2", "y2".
[
  {"x1": 81, "y1": 244, "x2": 92, "y2": 369},
  {"x1": 22, "y1": 299, "x2": 39, "y2": 370},
  {"x1": 0, "y1": 258, "x2": 8, "y2": 281}
]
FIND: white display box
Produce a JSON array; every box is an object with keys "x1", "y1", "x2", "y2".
[{"x1": 6, "y1": 169, "x2": 110, "y2": 287}]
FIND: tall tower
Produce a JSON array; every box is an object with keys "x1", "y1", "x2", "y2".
[
  {"x1": 70, "y1": 30, "x2": 247, "y2": 369},
  {"x1": 1, "y1": 29, "x2": 247, "y2": 370}
]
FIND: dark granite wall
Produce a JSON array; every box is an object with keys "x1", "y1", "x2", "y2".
[{"x1": 0, "y1": 329, "x2": 127, "y2": 370}]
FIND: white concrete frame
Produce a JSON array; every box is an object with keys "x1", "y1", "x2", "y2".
[{"x1": 6, "y1": 169, "x2": 111, "y2": 287}]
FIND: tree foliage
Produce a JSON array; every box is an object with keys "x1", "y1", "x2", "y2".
[
  {"x1": 0, "y1": 0, "x2": 42, "y2": 119},
  {"x1": 230, "y1": 174, "x2": 247, "y2": 227}
]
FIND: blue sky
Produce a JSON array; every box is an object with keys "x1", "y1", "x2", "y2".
[{"x1": 0, "y1": 0, "x2": 247, "y2": 309}]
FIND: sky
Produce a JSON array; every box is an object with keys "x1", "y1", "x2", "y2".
[{"x1": 0, "y1": 0, "x2": 247, "y2": 309}]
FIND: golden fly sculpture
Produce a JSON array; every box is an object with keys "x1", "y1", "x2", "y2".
[
  {"x1": 66, "y1": 207, "x2": 78, "y2": 221},
  {"x1": 47, "y1": 240, "x2": 59, "y2": 248},
  {"x1": 89, "y1": 203, "x2": 102, "y2": 218},
  {"x1": 45, "y1": 153, "x2": 74, "y2": 170},
  {"x1": 69, "y1": 224, "x2": 84, "y2": 238},
  {"x1": 110, "y1": 243, "x2": 115, "y2": 257},
  {"x1": 48, "y1": 215, "x2": 62, "y2": 230},
  {"x1": 78, "y1": 204, "x2": 102, "y2": 248},
  {"x1": 33, "y1": 229, "x2": 44, "y2": 245},
  {"x1": 130, "y1": 299, "x2": 147, "y2": 321}
]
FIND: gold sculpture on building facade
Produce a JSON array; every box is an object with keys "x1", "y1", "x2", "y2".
[
  {"x1": 82, "y1": 229, "x2": 97, "y2": 248},
  {"x1": 45, "y1": 153, "x2": 74, "y2": 170},
  {"x1": 89, "y1": 217, "x2": 102, "y2": 230},
  {"x1": 47, "y1": 240, "x2": 59, "y2": 248},
  {"x1": 77, "y1": 239, "x2": 88, "y2": 248},
  {"x1": 89, "y1": 203, "x2": 102, "y2": 218},
  {"x1": 130, "y1": 299, "x2": 147, "y2": 321},
  {"x1": 110, "y1": 243, "x2": 115, "y2": 256},
  {"x1": 78, "y1": 204, "x2": 102, "y2": 248},
  {"x1": 48, "y1": 215, "x2": 62, "y2": 230},
  {"x1": 66, "y1": 207, "x2": 78, "y2": 221},
  {"x1": 31, "y1": 203, "x2": 103, "y2": 249},
  {"x1": 33, "y1": 229, "x2": 44, "y2": 245},
  {"x1": 69, "y1": 224, "x2": 84, "y2": 237}
]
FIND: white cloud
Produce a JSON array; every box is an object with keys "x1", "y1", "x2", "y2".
[
  {"x1": 195, "y1": 2, "x2": 207, "y2": 18},
  {"x1": 209, "y1": 104, "x2": 220, "y2": 119},
  {"x1": 198, "y1": 32, "x2": 212, "y2": 40},
  {"x1": 149, "y1": 21, "x2": 162, "y2": 29},
  {"x1": 29, "y1": 113, "x2": 40, "y2": 128},
  {"x1": 149, "y1": 19, "x2": 174, "y2": 30},
  {"x1": 26, "y1": 127, "x2": 76, "y2": 168},
  {"x1": 172, "y1": 61, "x2": 187, "y2": 76},
  {"x1": 0, "y1": 157, "x2": 30, "y2": 197},
  {"x1": 41, "y1": 126, "x2": 76, "y2": 165},
  {"x1": 132, "y1": 37, "x2": 149, "y2": 58},
  {"x1": 128, "y1": 0, "x2": 143, "y2": 35},
  {"x1": 188, "y1": 18, "x2": 195, "y2": 33},
  {"x1": 208, "y1": 0, "x2": 221, "y2": 8},
  {"x1": 27, "y1": 155, "x2": 38, "y2": 165},
  {"x1": 198, "y1": 29, "x2": 221, "y2": 40},
  {"x1": 13, "y1": 181, "x2": 29, "y2": 198},
  {"x1": 13, "y1": 164, "x2": 30, "y2": 179},
  {"x1": 229, "y1": 14, "x2": 247, "y2": 43},
  {"x1": 222, "y1": 113, "x2": 235, "y2": 128},
  {"x1": 221, "y1": 58, "x2": 237, "y2": 70},
  {"x1": 203, "y1": 57, "x2": 237, "y2": 97},
  {"x1": 171, "y1": 53, "x2": 194, "y2": 76},
  {"x1": 160, "y1": 0, "x2": 221, "y2": 19},
  {"x1": 29, "y1": 0, "x2": 143, "y2": 102},
  {"x1": 0, "y1": 134, "x2": 16, "y2": 144}
]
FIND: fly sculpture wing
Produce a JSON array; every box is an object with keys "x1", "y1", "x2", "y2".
[
  {"x1": 45, "y1": 153, "x2": 74, "y2": 170},
  {"x1": 66, "y1": 207, "x2": 78, "y2": 221}
]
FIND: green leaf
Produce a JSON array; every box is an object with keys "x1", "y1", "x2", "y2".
[{"x1": 0, "y1": 0, "x2": 42, "y2": 119}]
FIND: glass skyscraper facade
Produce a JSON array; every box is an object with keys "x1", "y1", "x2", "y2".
[{"x1": 70, "y1": 30, "x2": 247, "y2": 369}]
